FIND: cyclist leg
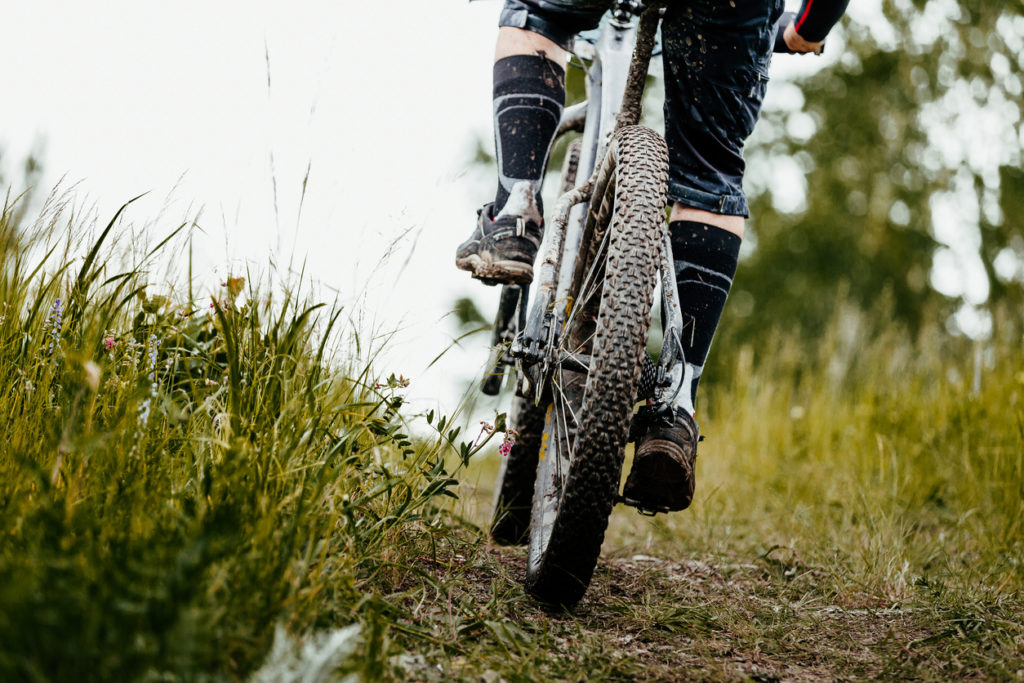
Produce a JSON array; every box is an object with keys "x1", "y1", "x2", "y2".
[
  {"x1": 624, "y1": 0, "x2": 784, "y2": 513},
  {"x1": 661, "y1": 0, "x2": 784, "y2": 412},
  {"x1": 455, "y1": 1, "x2": 609, "y2": 285}
]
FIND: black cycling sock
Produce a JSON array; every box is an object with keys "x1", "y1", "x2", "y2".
[
  {"x1": 669, "y1": 221, "x2": 741, "y2": 412},
  {"x1": 492, "y1": 55, "x2": 565, "y2": 217}
]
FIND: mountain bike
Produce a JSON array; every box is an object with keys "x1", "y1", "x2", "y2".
[
  {"x1": 479, "y1": 1, "x2": 678, "y2": 608},
  {"x1": 481, "y1": 1, "x2": 796, "y2": 607}
]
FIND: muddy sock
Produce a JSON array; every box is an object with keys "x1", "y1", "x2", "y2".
[
  {"x1": 669, "y1": 221, "x2": 741, "y2": 414},
  {"x1": 492, "y1": 54, "x2": 565, "y2": 218}
]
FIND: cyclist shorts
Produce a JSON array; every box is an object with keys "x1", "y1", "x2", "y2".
[{"x1": 499, "y1": 0, "x2": 785, "y2": 217}]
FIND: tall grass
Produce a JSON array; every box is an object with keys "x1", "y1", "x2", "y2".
[
  {"x1": 590, "y1": 299, "x2": 1024, "y2": 677},
  {"x1": 0, "y1": 193, "x2": 488, "y2": 681},
  {"x1": 676, "y1": 301, "x2": 1024, "y2": 596}
]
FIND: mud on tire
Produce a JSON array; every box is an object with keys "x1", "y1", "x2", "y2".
[{"x1": 525, "y1": 126, "x2": 668, "y2": 606}]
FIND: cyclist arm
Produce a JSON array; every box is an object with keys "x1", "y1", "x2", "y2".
[{"x1": 783, "y1": 0, "x2": 851, "y2": 53}]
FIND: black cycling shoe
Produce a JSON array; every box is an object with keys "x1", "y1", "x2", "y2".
[
  {"x1": 621, "y1": 408, "x2": 699, "y2": 514},
  {"x1": 455, "y1": 199, "x2": 543, "y2": 286}
]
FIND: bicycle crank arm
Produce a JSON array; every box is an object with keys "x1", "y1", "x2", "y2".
[{"x1": 655, "y1": 226, "x2": 689, "y2": 404}]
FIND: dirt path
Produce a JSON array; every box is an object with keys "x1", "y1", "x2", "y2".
[{"x1": 431, "y1": 543, "x2": 1020, "y2": 682}]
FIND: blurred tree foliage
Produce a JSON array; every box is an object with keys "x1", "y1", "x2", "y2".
[
  {"x1": 464, "y1": 2, "x2": 1023, "y2": 365},
  {"x1": 724, "y1": 0, "x2": 1024, "y2": 354}
]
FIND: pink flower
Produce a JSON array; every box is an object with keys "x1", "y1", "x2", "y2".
[
  {"x1": 499, "y1": 429, "x2": 518, "y2": 457},
  {"x1": 103, "y1": 337, "x2": 116, "y2": 351}
]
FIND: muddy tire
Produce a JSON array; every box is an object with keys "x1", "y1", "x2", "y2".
[
  {"x1": 489, "y1": 136, "x2": 584, "y2": 546},
  {"x1": 525, "y1": 126, "x2": 668, "y2": 606}
]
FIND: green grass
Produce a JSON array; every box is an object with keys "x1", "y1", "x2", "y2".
[
  {"x1": 0, "y1": 194, "x2": 488, "y2": 681},
  {"x1": 2, "y1": 191, "x2": 1022, "y2": 681}
]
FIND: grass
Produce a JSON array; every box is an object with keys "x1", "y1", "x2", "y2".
[
  {"x1": 2, "y1": 189, "x2": 1022, "y2": 681},
  {"x1": 0, "y1": 192, "x2": 488, "y2": 681}
]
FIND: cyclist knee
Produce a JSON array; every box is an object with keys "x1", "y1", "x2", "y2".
[
  {"x1": 670, "y1": 204, "x2": 746, "y2": 239},
  {"x1": 495, "y1": 27, "x2": 567, "y2": 64}
]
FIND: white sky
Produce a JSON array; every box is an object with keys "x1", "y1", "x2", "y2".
[{"x1": 3, "y1": 0, "x2": 503, "y2": 415}]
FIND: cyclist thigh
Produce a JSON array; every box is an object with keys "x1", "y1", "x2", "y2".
[
  {"x1": 499, "y1": 0, "x2": 610, "y2": 51},
  {"x1": 662, "y1": 0, "x2": 784, "y2": 217}
]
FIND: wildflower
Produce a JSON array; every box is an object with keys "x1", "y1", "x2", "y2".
[
  {"x1": 137, "y1": 335, "x2": 161, "y2": 427},
  {"x1": 138, "y1": 399, "x2": 151, "y2": 425},
  {"x1": 377, "y1": 374, "x2": 411, "y2": 390},
  {"x1": 47, "y1": 298, "x2": 63, "y2": 355},
  {"x1": 474, "y1": 420, "x2": 495, "y2": 447},
  {"x1": 103, "y1": 337, "x2": 117, "y2": 351},
  {"x1": 147, "y1": 336, "x2": 161, "y2": 371},
  {"x1": 498, "y1": 428, "x2": 519, "y2": 457}
]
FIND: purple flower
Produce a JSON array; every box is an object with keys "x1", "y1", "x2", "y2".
[{"x1": 47, "y1": 298, "x2": 63, "y2": 354}]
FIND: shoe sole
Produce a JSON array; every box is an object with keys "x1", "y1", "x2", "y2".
[
  {"x1": 456, "y1": 254, "x2": 533, "y2": 286},
  {"x1": 621, "y1": 439, "x2": 693, "y2": 512}
]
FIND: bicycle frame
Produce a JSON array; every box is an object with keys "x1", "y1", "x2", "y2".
[{"x1": 496, "y1": 1, "x2": 688, "y2": 411}]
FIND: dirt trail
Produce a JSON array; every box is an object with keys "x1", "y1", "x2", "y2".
[{"x1": 453, "y1": 545, "x2": 967, "y2": 682}]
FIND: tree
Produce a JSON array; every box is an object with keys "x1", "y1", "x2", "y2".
[{"x1": 724, "y1": 0, "x2": 1024, "y2": 348}]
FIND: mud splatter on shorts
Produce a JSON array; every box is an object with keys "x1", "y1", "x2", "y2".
[{"x1": 498, "y1": 0, "x2": 784, "y2": 217}]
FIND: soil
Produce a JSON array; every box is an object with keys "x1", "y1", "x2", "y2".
[{"x1": 440, "y1": 544, "x2": 973, "y2": 682}]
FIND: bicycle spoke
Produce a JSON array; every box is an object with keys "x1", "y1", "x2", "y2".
[
  {"x1": 562, "y1": 227, "x2": 611, "y2": 356},
  {"x1": 554, "y1": 391, "x2": 569, "y2": 484},
  {"x1": 554, "y1": 365, "x2": 580, "y2": 450}
]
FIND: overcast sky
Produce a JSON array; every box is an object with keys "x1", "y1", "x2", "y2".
[{"x1": 4, "y1": 1, "x2": 511, "y2": 413}]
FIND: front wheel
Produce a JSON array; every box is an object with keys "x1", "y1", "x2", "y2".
[{"x1": 525, "y1": 126, "x2": 668, "y2": 606}]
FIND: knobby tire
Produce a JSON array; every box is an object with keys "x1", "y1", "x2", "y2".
[{"x1": 525, "y1": 126, "x2": 668, "y2": 606}]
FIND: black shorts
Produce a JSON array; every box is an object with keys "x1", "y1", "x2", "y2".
[{"x1": 499, "y1": 0, "x2": 784, "y2": 217}]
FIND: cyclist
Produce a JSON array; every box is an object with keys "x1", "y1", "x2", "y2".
[{"x1": 457, "y1": 0, "x2": 850, "y2": 513}]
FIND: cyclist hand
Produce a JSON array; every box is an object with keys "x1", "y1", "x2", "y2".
[{"x1": 783, "y1": 20, "x2": 825, "y2": 54}]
